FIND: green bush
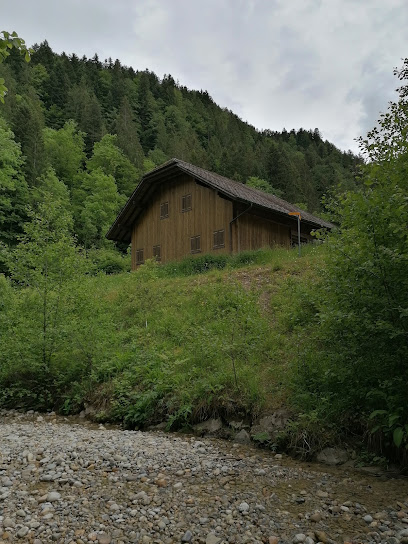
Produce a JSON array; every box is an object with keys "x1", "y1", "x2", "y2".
[
  {"x1": 288, "y1": 60, "x2": 408, "y2": 460},
  {"x1": 87, "y1": 247, "x2": 131, "y2": 275}
]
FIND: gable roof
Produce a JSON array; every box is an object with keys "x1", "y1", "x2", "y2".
[{"x1": 107, "y1": 158, "x2": 333, "y2": 242}]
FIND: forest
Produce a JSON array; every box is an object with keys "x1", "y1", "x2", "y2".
[
  {"x1": 0, "y1": 40, "x2": 360, "y2": 272},
  {"x1": 1, "y1": 35, "x2": 407, "y2": 463}
]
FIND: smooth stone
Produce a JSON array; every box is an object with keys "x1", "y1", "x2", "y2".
[
  {"x1": 181, "y1": 530, "x2": 193, "y2": 542},
  {"x1": 47, "y1": 491, "x2": 61, "y2": 502},
  {"x1": 316, "y1": 447, "x2": 349, "y2": 466},
  {"x1": 233, "y1": 429, "x2": 251, "y2": 444},
  {"x1": 193, "y1": 418, "x2": 223, "y2": 435},
  {"x1": 206, "y1": 534, "x2": 221, "y2": 544},
  {"x1": 314, "y1": 530, "x2": 330, "y2": 543},
  {"x1": 97, "y1": 534, "x2": 112, "y2": 544},
  {"x1": 316, "y1": 490, "x2": 328, "y2": 498},
  {"x1": 16, "y1": 526, "x2": 29, "y2": 538}
]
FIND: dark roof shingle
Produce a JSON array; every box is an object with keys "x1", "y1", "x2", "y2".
[{"x1": 107, "y1": 158, "x2": 333, "y2": 242}]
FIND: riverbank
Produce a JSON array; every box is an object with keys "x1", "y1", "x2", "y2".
[{"x1": 1, "y1": 411, "x2": 408, "y2": 544}]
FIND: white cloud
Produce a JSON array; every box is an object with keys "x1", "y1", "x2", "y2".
[{"x1": 2, "y1": 0, "x2": 407, "y2": 153}]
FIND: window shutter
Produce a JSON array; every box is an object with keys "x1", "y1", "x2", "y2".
[
  {"x1": 213, "y1": 229, "x2": 225, "y2": 249},
  {"x1": 136, "y1": 249, "x2": 144, "y2": 264},
  {"x1": 190, "y1": 235, "x2": 201, "y2": 253},
  {"x1": 153, "y1": 245, "x2": 161, "y2": 261},
  {"x1": 182, "y1": 194, "x2": 192, "y2": 212},
  {"x1": 160, "y1": 202, "x2": 169, "y2": 219}
]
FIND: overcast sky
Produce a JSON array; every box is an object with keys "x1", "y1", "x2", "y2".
[{"x1": 2, "y1": 0, "x2": 407, "y2": 154}]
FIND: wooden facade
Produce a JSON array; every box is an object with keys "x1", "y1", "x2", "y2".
[
  {"x1": 131, "y1": 174, "x2": 233, "y2": 268},
  {"x1": 232, "y1": 210, "x2": 290, "y2": 254},
  {"x1": 107, "y1": 158, "x2": 333, "y2": 269}
]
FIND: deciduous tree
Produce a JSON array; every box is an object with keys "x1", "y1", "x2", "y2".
[
  {"x1": 43, "y1": 120, "x2": 86, "y2": 187},
  {"x1": 0, "y1": 30, "x2": 32, "y2": 101},
  {"x1": 305, "y1": 59, "x2": 408, "y2": 451},
  {"x1": 0, "y1": 119, "x2": 29, "y2": 272}
]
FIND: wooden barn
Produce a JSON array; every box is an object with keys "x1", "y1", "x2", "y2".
[{"x1": 106, "y1": 158, "x2": 332, "y2": 268}]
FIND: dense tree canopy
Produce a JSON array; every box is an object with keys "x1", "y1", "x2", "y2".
[
  {"x1": 1, "y1": 41, "x2": 408, "y2": 461},
  {"x1": 0, "y1": 30, "x2": 32, "y2": 102},
  {"x1": 0, "y1": 118, "x2": 29, "y2": 272},
  {"x1": 0, "y1": 39, "x2": 363, "y2": 281},
  {"x1": 0, "y1": 41, "x2": 359, "y2": 210}
]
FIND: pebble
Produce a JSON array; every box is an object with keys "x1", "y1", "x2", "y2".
[
  {"x1": 182, "y1": 530, "x2": 193, "y2": 542},
  {"x1": 0, "y1": 409, "x2": 407, "y2": 544},
  {"x1": 314, "y1": 530, "x2": 330, "y2": 543},
  {"x1": 16, "y1": 526, "x2": 29, "y2": 538},
  {"x1": 97, "y1": 534, "x2": 112, "y2": 544},
  {"x1": 46, "y1": 491, "x2": 61, "y2": 502},
  {"x1": 316, "y1": 490, "x2": 329, "y2": 498},
  {"x1": 206, "y1": 534, "x2": 221, "y2": 544}
]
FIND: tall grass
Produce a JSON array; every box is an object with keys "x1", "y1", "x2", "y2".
[{"x1": 0, "y1": 245, "x2": 325, "y2": 430}]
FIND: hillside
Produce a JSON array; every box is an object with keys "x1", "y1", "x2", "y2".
[
  {"x1": 0, "y1": 246, "x2": 324, "y2": 435},
  {"x1": 1, "y1": 39, "x2": 407, "y2": 464},
  {"x1": 0, "y1": 41, "x2": 360, "y2": 268}
]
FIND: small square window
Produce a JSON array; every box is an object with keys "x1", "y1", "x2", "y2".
[
  {"x1": 213, "y1": 229, "x2": 225, "y2": 249},
  {"x1": 160, "y1": 202, "x2": 169, "y2": 219},
  {"x1": 182, "y1": 194, "x2": 192, "y2": 212},
  {"x1": 153, "y1": 245, "x2": 161, "y2": 261},
  {"x1": 190, "y1": 235, "x2": 201, "y2": 254},
  {"x1": 136, "y1": 248, "x2": 144, "y2": 265}
]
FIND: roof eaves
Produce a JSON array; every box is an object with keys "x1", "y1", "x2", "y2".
[{"x1": 106, "y1": 158, "x2": 334, "y2": 241}]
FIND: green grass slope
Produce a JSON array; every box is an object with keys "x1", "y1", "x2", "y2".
[{"x1": 0, "y1": 245, "x2": 325, "y2": 432}]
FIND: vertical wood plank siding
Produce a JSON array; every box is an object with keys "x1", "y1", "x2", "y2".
[
  {"x1": 231, "y1": 213, "x2": 291, "y2": 254},
  {"x1": 132, "y1": 175, "x2": 233, "y2": 267},
  {"x1": 130, "y1": 173, "x2": 312, "y2": 268}
]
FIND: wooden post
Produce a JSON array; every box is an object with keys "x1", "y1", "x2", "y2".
[
  {"x1": 288, "y1": 212, "x2": 302, "y2": 256},
  {"x1": 297, "y1": 214, "x2": 301, "y2": 256}
]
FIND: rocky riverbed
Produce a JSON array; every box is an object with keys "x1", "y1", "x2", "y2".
[{"x1": 1, "y1": 411, "x2": 408, "y2": 544}]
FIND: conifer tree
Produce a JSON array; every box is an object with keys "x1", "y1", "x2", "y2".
[
  {"x1": 136, "y1": 71, "x2": 157, "y2": 153},
  {"x1": 115, "y1": 96, "x2": 144, "y2": 169},
  {"x1": 11, "y1": 90, "x2": 45, "y2": 185}
]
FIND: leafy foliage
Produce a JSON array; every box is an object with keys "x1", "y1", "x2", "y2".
[
  {"x1": 0, "y1": 246, "x2": 320, "y2": 423},
  {"x1": 290, "y1": 58, "x2": 408, "y2": 460},
  {"x1": 0, "y1": 40, "x2": 359, "y2": 224},
  {"x1": 8, "y1": 38, "x2": 408, "y2": 462},
  {"x1": 43, "y1": 120, "x2": 86, "y2": 186},
  {"x1": 0, "y1": 118, "x2": 29, "y2": 271},
  {"x1": 0, "y1": 30, "x2": 32, "y2": 102}
]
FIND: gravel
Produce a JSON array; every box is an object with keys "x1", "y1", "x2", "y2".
[{"x1": 1, "y1": 410, "x2": 408, "y2": 544}]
